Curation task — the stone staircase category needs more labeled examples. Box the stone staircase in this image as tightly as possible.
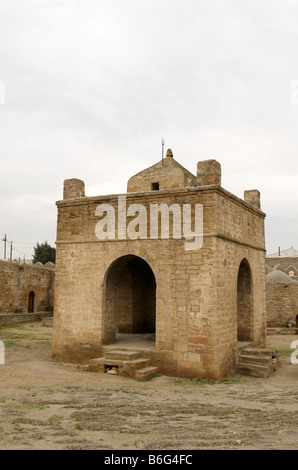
[237,347,279,378]
[82,349,158,380]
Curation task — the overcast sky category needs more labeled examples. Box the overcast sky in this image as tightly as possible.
[0,0,297,260]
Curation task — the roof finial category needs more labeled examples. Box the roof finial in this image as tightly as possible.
[161,138,165,164]
[166,148,173,158]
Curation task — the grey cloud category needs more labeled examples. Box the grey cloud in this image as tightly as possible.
[0,0,297,258]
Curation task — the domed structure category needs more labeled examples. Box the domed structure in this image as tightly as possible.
[266,270,293,282]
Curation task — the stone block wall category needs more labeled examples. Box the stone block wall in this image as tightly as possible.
[266,280,298,327]
[0,260,55,315]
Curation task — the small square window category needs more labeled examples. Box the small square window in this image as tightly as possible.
[151,182,159,190]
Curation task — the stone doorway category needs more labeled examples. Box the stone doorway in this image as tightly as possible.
[28,291,35,313]
[237,259,253,342]
[103,255,156,345]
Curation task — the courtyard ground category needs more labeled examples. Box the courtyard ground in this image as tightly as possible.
[0,321,297,450]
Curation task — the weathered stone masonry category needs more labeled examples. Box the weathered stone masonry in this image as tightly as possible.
[53,153,267,380]
[266,279,298,328]
[0,260,55,318]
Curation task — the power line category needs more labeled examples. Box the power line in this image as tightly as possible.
[1,234,34,261]
[1,235,32,244]
[1,233,54,261]
[13,248,34,256]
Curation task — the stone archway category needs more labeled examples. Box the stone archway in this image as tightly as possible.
[102,255,156,345]
[237,259,253,342]
[28,291,35,313]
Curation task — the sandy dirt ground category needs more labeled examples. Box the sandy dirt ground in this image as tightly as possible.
[0,321,297,450]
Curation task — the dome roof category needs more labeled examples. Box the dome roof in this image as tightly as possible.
[266,270,293,282]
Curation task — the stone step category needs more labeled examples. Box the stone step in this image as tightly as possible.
[134,366,159,381]
[239,354,272,365]
[122,358,150,372]
[82,349,158,380]
[105,350,142,361]
[83,356,151,374]
[237,341,253,351]
[242,347,276,357]
[88,357,113,372]
[83,357,124,372]
[237,362,271,378]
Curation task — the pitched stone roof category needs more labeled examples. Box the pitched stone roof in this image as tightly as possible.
[267,247,298,258]
[127,151,196,192]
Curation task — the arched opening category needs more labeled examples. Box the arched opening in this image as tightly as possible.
[28,291,35,313]
[103,255,156,345]
[237,259,253,342]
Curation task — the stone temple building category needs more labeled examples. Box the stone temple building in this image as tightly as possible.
[53,150,267,380]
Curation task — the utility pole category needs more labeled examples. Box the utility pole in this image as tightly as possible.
[10,241,12,261]
[3,234,7,259]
